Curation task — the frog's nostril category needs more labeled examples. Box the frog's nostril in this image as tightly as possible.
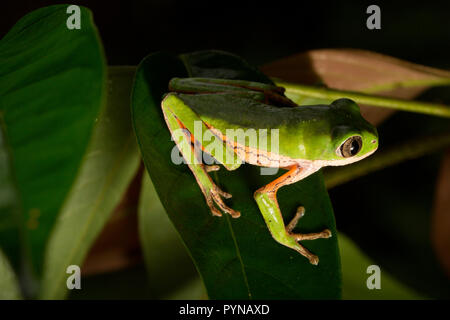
[371,139,377,144]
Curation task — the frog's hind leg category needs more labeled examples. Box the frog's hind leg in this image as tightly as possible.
[162,93,242,218]
[254,165,331,265]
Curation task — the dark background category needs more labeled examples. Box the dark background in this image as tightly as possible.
[2,0,450,69]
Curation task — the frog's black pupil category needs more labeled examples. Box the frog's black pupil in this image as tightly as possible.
[350,140,359,155]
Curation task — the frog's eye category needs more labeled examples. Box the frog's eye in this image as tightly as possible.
[337,136,362,158]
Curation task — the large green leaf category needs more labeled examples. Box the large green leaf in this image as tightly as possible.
[132,50,341,299]
[0,5,106,293]
[40,67,141,299]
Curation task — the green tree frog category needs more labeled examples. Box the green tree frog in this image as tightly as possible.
[161,77,378,265]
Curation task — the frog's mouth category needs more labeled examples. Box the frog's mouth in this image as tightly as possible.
[311,146,378,168]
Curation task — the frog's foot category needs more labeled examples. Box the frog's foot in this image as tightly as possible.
[206,184,240,218]
[286,206,332,265]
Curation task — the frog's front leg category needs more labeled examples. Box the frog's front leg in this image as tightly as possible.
[254,164,331,265]
[162,93,242,218]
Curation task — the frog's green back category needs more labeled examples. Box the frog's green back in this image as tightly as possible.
[176,93,377,162]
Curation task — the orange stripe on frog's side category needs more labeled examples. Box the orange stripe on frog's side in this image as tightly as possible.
[175,117,206,152]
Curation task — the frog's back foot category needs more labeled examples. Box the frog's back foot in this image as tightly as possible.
[286,206,332,265]
[205,184,240,218]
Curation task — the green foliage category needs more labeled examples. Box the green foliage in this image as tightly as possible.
[0,5,106,289]
[40,67,141,299]
[0,6,139,299]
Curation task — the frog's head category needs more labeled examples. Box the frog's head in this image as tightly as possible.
[319,98,378,166]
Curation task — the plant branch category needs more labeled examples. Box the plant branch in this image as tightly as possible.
[275,80,450,118]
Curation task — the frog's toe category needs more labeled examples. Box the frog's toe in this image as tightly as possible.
[309,255,319,266]
[205,165,221,172]
[289,229,332,241]
[206,196,222,217]
[323,229,332,238]
[216,188,232,199]
[288,240,319,265]
[211,187,240,218]
[286,206,305,232]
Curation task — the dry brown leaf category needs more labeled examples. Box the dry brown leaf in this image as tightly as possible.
[261,49,450,125]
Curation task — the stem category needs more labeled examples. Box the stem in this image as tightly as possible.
[323,131,450,189]
[275,80,450,118]
[363,78,450,94]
